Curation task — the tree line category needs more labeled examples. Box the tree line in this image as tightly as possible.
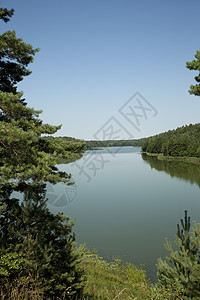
[85,138,147,149]
[142,123,200,157]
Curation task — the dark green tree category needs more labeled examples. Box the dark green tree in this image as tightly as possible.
[0,6,85,299]
[186,50,200,96]
[0,184,84,299]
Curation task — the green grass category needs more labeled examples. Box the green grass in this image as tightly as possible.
[80,250,150,300]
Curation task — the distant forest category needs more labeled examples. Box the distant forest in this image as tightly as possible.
[142,123,200,157]
[84,138,147,149]
[56,137,148,150]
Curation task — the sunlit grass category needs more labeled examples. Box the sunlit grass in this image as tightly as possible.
[81,249,150,299]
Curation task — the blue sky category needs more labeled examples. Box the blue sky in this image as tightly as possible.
[1,0,200,140]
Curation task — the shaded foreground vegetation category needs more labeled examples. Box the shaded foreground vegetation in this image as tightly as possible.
[1,204,200,299]
[0,185,85,299]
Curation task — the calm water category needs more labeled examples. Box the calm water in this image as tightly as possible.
[47,147,200,282]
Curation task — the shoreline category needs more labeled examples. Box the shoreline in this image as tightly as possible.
[142,152,200,165]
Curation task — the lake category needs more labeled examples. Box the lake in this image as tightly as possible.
[46,146,200,282]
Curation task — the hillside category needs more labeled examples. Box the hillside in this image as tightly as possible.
[142,123,200,157]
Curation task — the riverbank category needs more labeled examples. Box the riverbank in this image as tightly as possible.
[142,152,200,165]
[81,249,149,299]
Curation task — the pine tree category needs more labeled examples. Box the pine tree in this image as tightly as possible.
[0,184,85,299]
[186,50,200,96]
[0,7,39,95]
[0,90,85,190]
[0,7,85,190]
[156,211,200,299]
[0,6,85,299]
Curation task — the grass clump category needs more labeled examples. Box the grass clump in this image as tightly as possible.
[81,249,150,299]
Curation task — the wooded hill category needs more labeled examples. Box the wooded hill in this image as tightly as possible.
[142,123,200,157]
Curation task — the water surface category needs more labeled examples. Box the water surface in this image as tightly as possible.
[47,147,200,282]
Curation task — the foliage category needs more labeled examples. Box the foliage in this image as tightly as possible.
[0,12,39,94]
[0,185,85,299]
[0,4,85,190]
[81,249,149,299]
[44,136,85,164]
[0,250,23,277]
[150,283,183,300]
[156,211,200,299]
[0,91,85,189]
[0,6,85,299]
[0,8,14,23]
[186,49,200,96]
[142,123,200,158]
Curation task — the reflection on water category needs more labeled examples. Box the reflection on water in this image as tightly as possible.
[142,154,200,188]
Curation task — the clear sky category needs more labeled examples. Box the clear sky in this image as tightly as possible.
[1,0,200,140]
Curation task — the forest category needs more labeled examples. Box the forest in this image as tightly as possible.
[142,123,200,157]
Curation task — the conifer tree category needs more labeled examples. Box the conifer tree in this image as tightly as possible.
[156,211,200,299]
[0,6,85,299]
[0,7,85,190]
[0,90,84,190]
[0,7,39,95]
[186,50,200,96]
[0,185,84,299]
